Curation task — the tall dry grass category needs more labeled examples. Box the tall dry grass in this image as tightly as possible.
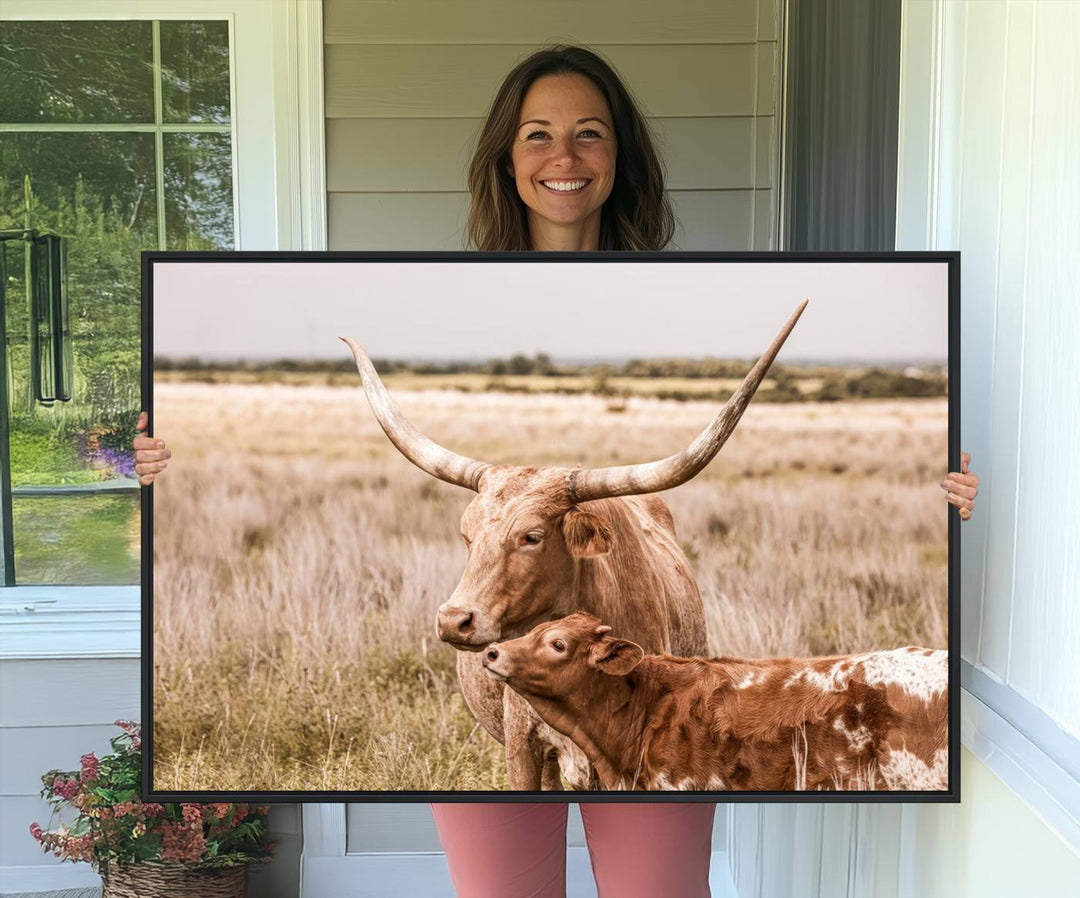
[152,382,947,791]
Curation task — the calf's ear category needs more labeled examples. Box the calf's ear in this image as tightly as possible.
[562,508,615,557]
[591,638,644,676]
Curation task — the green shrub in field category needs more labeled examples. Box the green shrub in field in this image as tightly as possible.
[814,368,946,402]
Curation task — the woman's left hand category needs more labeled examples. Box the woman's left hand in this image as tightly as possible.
[942,451,979,521]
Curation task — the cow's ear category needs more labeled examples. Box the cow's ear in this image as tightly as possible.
[591,638,644,676]
[562,508,615,557]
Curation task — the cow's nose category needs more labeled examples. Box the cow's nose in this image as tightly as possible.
[437,606,475,640]
[486,646,499,662]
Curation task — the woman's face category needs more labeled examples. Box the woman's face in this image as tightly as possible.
[509,73,617,244]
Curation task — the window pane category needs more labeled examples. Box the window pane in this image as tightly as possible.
[164,133,235,250]
[1,19,235,586]
[2,132,150,586]
[1,132,153,464]
[12,494,140,585]
[160,20,232,124]
[0,21,154,124]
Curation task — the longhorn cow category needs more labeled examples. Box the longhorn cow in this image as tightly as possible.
[342,300,806,790]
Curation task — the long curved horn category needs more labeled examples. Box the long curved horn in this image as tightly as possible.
[566,300,808,503]
[341,337,491,491]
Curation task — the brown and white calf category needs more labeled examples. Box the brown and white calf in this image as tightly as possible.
[482,613,948,791]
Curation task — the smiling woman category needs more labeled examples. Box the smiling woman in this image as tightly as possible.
[509,73,617,250]
[466,45,674,252]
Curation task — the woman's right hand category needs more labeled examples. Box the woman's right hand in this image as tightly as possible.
[133,410,171,486]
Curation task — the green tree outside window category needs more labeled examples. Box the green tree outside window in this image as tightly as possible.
[0,20,234,585]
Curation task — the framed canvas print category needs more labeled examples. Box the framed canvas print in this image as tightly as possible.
[143,251,959,803]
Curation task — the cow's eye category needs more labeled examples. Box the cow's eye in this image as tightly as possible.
[522,532,543,545]
[551,640,566,652]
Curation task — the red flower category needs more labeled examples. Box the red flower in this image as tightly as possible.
[30,822,43,842]
[181,804,202,824]
[52,778,80,801]
[160,821,206,863]
[80,753,100,782]
[112,801,137,818]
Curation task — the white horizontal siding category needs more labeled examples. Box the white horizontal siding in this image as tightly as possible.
[0,661,139,729]
[324,0,781,254]
[328,192,468,249]
[0,725,125,797]
[328,189,764,251]
[326,117,772,192]
[324,0,761,45]
[669,189,760,249]
[0,659,138,871]
[325,44,763,119]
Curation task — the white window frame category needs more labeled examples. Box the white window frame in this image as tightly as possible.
[0,0,326,660]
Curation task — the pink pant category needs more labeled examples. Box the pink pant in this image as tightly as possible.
[431,802,715,898]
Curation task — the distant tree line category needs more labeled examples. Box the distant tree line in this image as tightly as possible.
[154,353,947,401]
[154,352,802,379]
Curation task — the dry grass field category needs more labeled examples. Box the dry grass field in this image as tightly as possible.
[151,380,948,792]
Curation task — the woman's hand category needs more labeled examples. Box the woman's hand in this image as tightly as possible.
[941,451,979,521]
[133,410,171,486]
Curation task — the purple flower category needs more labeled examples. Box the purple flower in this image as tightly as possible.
[96,446,136,479]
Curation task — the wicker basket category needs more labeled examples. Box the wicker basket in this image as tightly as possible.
[100,862,247,898]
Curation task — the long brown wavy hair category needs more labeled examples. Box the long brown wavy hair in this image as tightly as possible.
[466,46,675,251]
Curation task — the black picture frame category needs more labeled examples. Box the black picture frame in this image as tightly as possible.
[142,250,960,804]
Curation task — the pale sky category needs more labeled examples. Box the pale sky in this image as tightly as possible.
[152,259,949,364]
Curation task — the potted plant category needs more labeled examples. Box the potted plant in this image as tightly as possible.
[30,720,274,897]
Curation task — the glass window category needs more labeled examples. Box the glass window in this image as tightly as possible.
[0,19,234,585]
[0,21,155,124]
[163,132,234,251]
[160,21,231,125]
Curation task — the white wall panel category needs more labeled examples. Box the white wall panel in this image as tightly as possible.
[908,0,1080,734]
[954,0,1010,675]
[1005,1,1080,730]
[346,803,444,852]
[979,0,1035,684]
